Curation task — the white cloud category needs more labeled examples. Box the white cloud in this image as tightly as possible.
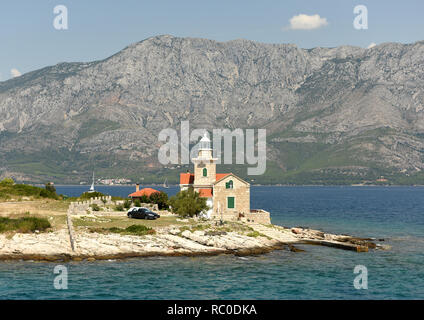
[10,68,22,78]
[287,14,328,30]
[367,42,377,49]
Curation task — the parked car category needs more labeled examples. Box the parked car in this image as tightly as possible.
[127,207,160,220]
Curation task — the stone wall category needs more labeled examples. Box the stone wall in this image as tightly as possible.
[139,203,159,211]
[211,210,271,224]
[240,210,271,224]
[68,196,113,215]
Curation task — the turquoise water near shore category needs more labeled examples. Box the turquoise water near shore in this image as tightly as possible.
[1,186,423,299]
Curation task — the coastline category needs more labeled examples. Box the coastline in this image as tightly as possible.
[0,221,387,262]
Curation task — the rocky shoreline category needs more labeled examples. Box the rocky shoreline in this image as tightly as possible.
[0,222,389,262]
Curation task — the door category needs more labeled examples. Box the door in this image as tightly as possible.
[227,197,235,209]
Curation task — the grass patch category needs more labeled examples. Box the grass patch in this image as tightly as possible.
[90,224,155,236]
[73,215,187,230]
[179,224,211,233]
[0,216,51,233]
[246,231,262,238]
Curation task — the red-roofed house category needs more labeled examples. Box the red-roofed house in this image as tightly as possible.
[178,133,263,222]
[128,185,160,199]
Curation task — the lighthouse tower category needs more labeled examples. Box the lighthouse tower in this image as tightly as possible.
[192,133,217,187]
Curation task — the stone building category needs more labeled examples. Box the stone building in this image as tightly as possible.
[179,133,270,224]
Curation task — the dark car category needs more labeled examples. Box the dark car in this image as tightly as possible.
[127,207,160,220]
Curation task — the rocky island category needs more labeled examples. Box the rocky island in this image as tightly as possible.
[0,202,388,262]
[0,180,390,262]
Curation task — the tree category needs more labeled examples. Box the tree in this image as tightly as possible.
[169,188,208,218]
[123,199,132,209]
[133,199,141,207]
[140,195,150,203]
[149,191,169,210]
[45,182,56,194]
[42,182,58,199]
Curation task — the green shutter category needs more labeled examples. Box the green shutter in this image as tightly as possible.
[227,197,235,209]
[203,168,207,177]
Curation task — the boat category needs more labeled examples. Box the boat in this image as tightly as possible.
[88,172,95,193]
[163,178,169,188]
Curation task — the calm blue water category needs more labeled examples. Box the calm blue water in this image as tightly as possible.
[1,186,423,299]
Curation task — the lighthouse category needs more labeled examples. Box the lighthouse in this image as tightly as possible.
[192,133,218,187]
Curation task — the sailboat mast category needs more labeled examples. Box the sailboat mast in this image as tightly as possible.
[89,171,95,192]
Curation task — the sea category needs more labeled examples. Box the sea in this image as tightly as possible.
[0,186,423,299]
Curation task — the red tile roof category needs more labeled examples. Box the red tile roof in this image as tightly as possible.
[215,173,231,182]
[179,172,232,185]
[180,173,194,185]
[198,188,213,198]
[129,188,160,198]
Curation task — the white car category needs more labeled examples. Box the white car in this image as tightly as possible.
[127,207,147,214]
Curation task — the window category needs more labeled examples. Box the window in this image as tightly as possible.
[226,180,233,189]
[203,168,207,177]
[227,197,235,209]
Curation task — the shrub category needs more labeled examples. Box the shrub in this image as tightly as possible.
[90,204,100,211]
[0,181,58,200]
[133,199,141,207]
[115,204,124,211]
[107,224,155,236]
[108,227,122,233]
[125,225,151,234]
[246,231,262,238]
[169,188,208,218]
[0,216,51,233]
[123,199,131,209]
[0,178,14,186]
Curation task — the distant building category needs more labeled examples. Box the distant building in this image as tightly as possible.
[179,133,270,223]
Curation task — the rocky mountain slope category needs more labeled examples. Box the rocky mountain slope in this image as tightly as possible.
[1,35,423,184]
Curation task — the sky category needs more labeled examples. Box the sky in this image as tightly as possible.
[0,0,423,81]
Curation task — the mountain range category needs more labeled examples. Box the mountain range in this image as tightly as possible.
[1,35,424,185]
